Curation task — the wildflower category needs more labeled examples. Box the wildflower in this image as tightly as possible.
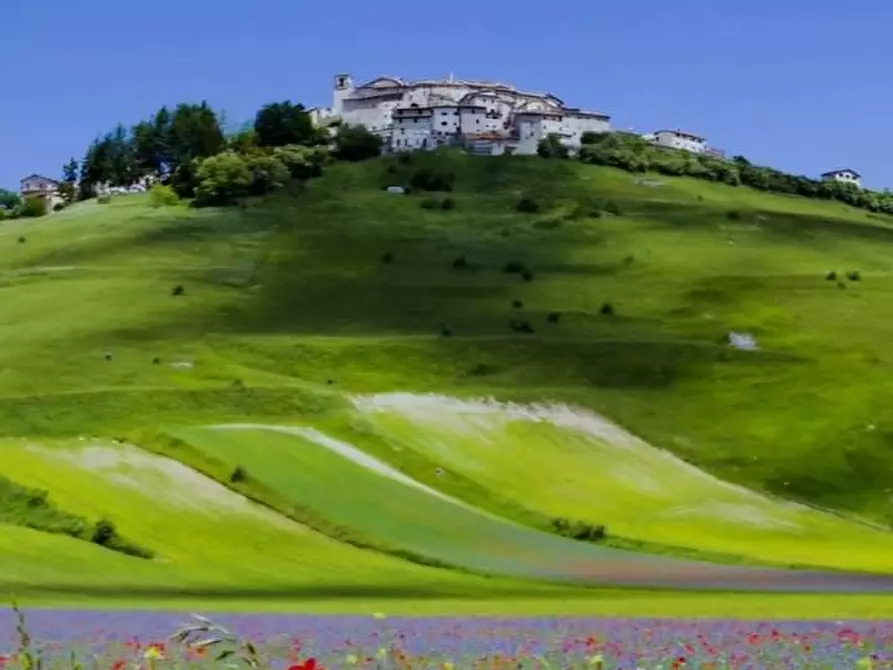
[143,645,164,661]
[372,612,387,619]
[345,654,359,665]
[112,661,126,670]
[588,653,604,668]
[0,656,7,669]
[288,660,322,670]
[442,663,455,670]
[376,647,388,660]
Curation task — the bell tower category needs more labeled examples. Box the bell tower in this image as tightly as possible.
[332,73,354,117]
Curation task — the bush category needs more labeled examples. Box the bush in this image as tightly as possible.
[452,255,468,269]
[19,197,48,218]
[848,270,862,281]
[551,518,607,542]
[381,252,394,264]
[420,198,439,210]
[516,197,540,213]
[521,269,534,282]
[194,151,253,206]
[603,200,623,216]
[52,202,66,212]
[332,124,383,162]
[600,302,615,315]
[148,184,180,208]
[229,466,248,483]
[826,271,837,281]
[91,518,118,546]
[547,311,561,324]
[537,134,569,159]
[503,261,526,274]
[272,144,328,179]
[244,153,290,195]
[440,197,455,210]
[727,209,742,221]
[440,325,453,337]
[410,167,454,192]
[509,319,534,334]
[511,299,524,309]
[97,195,112,204]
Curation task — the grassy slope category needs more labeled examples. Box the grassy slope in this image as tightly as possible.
[1,153,893,606]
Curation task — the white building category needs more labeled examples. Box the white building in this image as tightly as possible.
[821,169,861,188]
[311,73,612,155]
[653,129,707,154]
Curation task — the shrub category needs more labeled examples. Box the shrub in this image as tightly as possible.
[19,197,48,218]
[547,311,561,324]
[272,144,328,179]
[826,271,837,281]
[848,270,862,281]
[229,466,248,483]
[469,363,492,377]
[91,518,117,546]
[452,255,468,269]
[503,261,526,274]
[398,153,412,165]
[245,153,291,195]
[410,167,454,192]
[440,325,453,337]
[516,197,540,213]
[537,134,569,159]
[381,252,394,264]
[52,202,67,212]
[551,518,607,542]
[148,184,180,208]
[603,200,623,216]
[17,237,25,244]
[511,299,524,309]
[509,319,534,334]
[332,124,383,162]
[521,269,534,282]
[727,209,742,221]
[600,302,615,315]
[420,198,439,210]
[97,195,112,204]
[172,285,185,296]
[194,151,253,206]
[440,197,455,210]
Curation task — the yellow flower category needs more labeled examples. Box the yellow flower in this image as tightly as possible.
[372,612,387,619]
[143,647,164,661]
[588,654,604,668]
[345,653,359,665]
[376,647,388,660]
[443,663,455,670]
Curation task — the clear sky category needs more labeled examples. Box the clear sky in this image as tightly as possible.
[1,0,889,191]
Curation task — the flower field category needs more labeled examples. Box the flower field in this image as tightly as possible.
[1,609,891,668]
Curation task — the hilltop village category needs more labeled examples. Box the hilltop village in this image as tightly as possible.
[306,72,862,189]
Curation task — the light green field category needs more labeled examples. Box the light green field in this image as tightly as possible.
[0,152,892,611]
[346,393,893,573]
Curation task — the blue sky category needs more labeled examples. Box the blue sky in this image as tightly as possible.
[0,0,888,191]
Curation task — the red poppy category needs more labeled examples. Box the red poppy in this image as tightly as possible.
[112,661,126,670]
[0,656,7,669]
[288,659,323,670]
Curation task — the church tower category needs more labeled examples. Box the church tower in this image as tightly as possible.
[332,73,354,117]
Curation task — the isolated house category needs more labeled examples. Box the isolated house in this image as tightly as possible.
[821,169,861,188]
[20,174,64,210]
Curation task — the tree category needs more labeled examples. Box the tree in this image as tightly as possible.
[272,144,327,179]
[19,197,48,218]
[254,101,317,148]
[331,124,382,162]
[132,120,162,176]
[168,102,225,167]
[537,133,569,159]
[244,153,290,195]
[0,189,20,210]
[62,157,79,184]
[194,151,253,206]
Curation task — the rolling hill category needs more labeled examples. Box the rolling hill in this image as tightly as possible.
[3,150,893,609]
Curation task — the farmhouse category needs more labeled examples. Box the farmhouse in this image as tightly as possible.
[311,73,612,156]
[20,174,64,210]
[821,169,861,188]
[652,129,708,154]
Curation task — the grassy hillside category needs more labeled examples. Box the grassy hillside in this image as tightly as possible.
[3,150,893,607]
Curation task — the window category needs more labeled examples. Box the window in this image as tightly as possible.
[441,121,448,126]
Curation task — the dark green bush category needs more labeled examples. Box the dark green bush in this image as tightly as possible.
[600,302,615,315]
[521,269,534,282]
[19,197,48,218]
[847,270,862,281]
[826,271,837,281]
[229,466,248,483]
[452,255,468,269]
[511,299,524,309]
[420,198,439,210]
[547,311,561,324]
[440,197,455,210]
[503,261,526,274]
[410,167,454,192]
[551,517,607,542]
[516,197,540,213]
[509,319,534,334]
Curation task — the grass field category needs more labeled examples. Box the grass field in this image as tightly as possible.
[2,151,893,612]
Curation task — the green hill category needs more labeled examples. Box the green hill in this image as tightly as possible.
[3,150,893,610]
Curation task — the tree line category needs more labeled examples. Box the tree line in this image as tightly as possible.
[558,132,893,215]
[0,99,383,217]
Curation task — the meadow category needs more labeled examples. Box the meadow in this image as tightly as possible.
[2,151,893,616]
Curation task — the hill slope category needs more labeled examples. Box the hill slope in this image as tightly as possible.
[2,151,893,601]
